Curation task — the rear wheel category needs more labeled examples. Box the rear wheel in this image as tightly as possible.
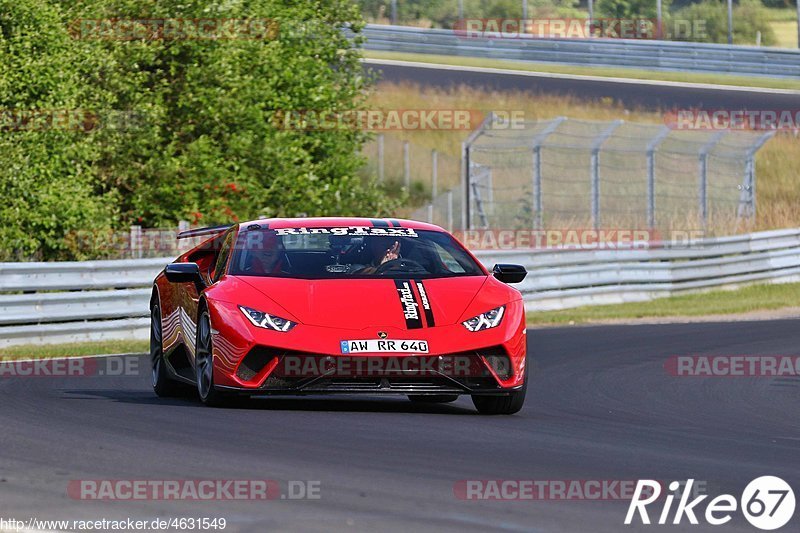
[195,309,233,407]
[151,304,182,397]
[472,360,527,415]
[408,394,459,404]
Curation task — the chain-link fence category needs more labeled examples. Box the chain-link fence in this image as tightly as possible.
[411,116,775,235]
[361,133,463,206]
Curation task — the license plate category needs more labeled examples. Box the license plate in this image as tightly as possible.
[340,339,429,354]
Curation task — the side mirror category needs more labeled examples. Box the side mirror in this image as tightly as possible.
[492,264,527,284]
[165,262,207,292]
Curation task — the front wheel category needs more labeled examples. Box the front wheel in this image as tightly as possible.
[472,360,527,415]
[151,304,183,397]
[195,309,233,407]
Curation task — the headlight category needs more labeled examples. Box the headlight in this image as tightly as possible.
[239,306,297,332]
[462,305,505,332]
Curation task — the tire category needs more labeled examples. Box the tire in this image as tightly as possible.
[471,360,527,415]
[408,394,459,404]
[195,307,233,407]
[151,303,183,397]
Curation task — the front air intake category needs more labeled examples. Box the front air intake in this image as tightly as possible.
[236,346,280,382]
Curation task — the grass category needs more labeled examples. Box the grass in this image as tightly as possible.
[367,82,800,231]
[764,7,799,22]
[364,50,800,91]
[770,21,798,48]
[0,340,148,359]
[527,282,800,325]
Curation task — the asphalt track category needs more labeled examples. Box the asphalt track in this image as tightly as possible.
[365,59,800,110]
[1,320,798,532]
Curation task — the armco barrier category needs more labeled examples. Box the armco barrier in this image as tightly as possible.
[1,228,799,346]
[473,228,800,310]
[359,24,800,78]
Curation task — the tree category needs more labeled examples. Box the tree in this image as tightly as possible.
[0,0,397,260]
[0,0,117,260]
[70,0,397,227]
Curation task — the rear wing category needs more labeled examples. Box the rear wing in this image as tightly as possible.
[177,224,232,240]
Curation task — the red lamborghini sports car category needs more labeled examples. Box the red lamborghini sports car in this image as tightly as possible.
[150,218,528,414]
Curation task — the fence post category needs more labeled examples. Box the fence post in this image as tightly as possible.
[403,141,410,189]
[698,156,707,230]
[737,131,775,224]
[431,149,438,199]
[377,134,384,182]
[738,157,755,226]
[447,190,454,232]
[530,117,566,230]
[590,120,623,230]
[698,131,725,231]
[427,203,434,223]
[532,147,542,229]
[645,126,671,229]
[176,221,190,255]
[461,141,468,230]
[462,113,495,230]
[130,225,142,259]
[486,168,494,209]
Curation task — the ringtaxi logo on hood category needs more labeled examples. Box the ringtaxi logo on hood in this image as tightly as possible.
[625,477,795,530]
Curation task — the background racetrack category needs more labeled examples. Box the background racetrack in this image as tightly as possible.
[1,320,798,532]
[366,60,800,110]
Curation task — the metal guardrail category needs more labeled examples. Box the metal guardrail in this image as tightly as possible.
[0,259,165,348]
[1,228,799,346]
[473,228,800,311]
[360,24,800,78]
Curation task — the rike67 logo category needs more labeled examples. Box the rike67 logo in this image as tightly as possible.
[626,477,795,530]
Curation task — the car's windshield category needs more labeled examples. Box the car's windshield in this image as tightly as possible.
[229,226,484,279]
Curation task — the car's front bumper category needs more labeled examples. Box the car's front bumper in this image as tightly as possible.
[206,299,527,392]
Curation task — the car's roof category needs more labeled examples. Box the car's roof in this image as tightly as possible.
[237,217,446,232]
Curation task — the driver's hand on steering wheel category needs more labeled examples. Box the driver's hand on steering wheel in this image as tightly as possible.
[380,241,400,265]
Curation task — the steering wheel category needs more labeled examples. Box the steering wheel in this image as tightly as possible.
[375,258,427,275]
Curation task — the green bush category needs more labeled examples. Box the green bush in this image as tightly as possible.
[673,0,776,45]
[0,0,398,260]
[356,0,581,28]
[597,0,672,20]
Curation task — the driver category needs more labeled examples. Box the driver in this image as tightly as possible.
[245,232,288,275]
[356,237,400,274]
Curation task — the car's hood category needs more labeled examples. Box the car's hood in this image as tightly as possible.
[232,276,491,330]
